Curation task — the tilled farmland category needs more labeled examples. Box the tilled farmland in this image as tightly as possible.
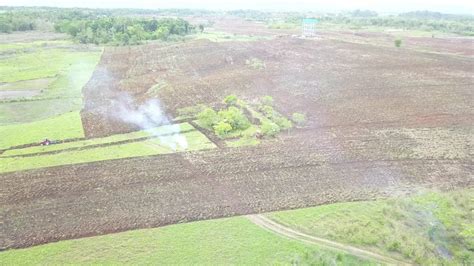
[1,27,473,249]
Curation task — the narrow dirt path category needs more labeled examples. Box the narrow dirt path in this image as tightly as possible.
[247,214,410,265]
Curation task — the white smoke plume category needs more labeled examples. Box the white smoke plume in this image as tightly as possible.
[114,93,188,151]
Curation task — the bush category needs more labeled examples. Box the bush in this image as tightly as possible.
[261,121,280,137]
[223,94,238,105]
[197,107,219,129]
[218,106,251,130]
[292,112,306,126]
[261,95,274,106]
[395,39,402,47]
[260,105,275,118]
[214,121,232,138]
[274,116,293,130]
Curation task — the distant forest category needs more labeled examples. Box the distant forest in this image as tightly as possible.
[1,7,473,41]
[0,7,195,44]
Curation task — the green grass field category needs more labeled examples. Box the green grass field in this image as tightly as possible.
[0,123,215,173]
[0,48,99,83]
[0,47,101,124]
[0,111,84,150]
[267,189,474,265]
[0,41,101,152]
[2,123,195,156]
[0,217,373,265]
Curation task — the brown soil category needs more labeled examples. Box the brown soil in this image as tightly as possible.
[1,22,473,250]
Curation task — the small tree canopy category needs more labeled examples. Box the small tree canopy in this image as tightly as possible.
[261,121,280,137]
[223,94,238,105]
[214,121,232,137]
[197,107,219,129]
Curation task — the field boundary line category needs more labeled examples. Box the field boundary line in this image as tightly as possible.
[247,214,411,265]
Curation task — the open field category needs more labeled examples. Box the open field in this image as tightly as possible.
[0,111,84,150]
[0,216,373,265]
[268,188,474,265]
[1,189,469,265]
[1,18,473,262]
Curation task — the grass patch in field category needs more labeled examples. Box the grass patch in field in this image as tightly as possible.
[0,78,54,91]
[0,111,84,150]
[194,31,272,42]
[0,40,71,53]
[2,123,195,156]
[0,49,98,83]
[0,216,373,265]
[0,98,83,124]
[0,125,215,173]
[267,189,474,265]
[225,136,260,147]
[0,45,101,124]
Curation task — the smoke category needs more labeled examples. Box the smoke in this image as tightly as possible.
[114,93,188,151]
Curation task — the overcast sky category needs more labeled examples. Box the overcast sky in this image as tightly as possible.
[3,0,474,14]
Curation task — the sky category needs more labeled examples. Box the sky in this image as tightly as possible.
[2,0,474,14]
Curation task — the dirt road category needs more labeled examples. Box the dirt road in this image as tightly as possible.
[247,214,410,265]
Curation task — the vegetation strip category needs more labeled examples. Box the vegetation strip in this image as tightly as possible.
[1,129,196,158]
[247,214,409,265]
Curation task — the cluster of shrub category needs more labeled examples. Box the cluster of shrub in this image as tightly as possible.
[197,95,251,138]
[54,17,193,45]
[193,95,306,140]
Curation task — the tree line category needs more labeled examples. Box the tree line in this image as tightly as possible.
[54,17,193,45]
[0,7,197,44]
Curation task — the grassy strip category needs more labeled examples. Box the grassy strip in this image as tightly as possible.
[2,123,195,157]
[267,189,474,265]
[0,129,215,173]
[0,112,84,150]
[0,217,373,265]
[225,137,260,147]
[194,31,272,42]
[0,40,71,53]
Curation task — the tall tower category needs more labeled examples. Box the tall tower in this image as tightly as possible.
[302,18,318,37]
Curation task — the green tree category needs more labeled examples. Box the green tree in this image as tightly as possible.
[153,26,170,40]
[223,94,238,105]
[214,121,232,138]
[198,24,205,33]
[274,116,292,130]
[261,121,280,137]
[218,106,250,130]
[197,107,219,129]
[260,105,275,118]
